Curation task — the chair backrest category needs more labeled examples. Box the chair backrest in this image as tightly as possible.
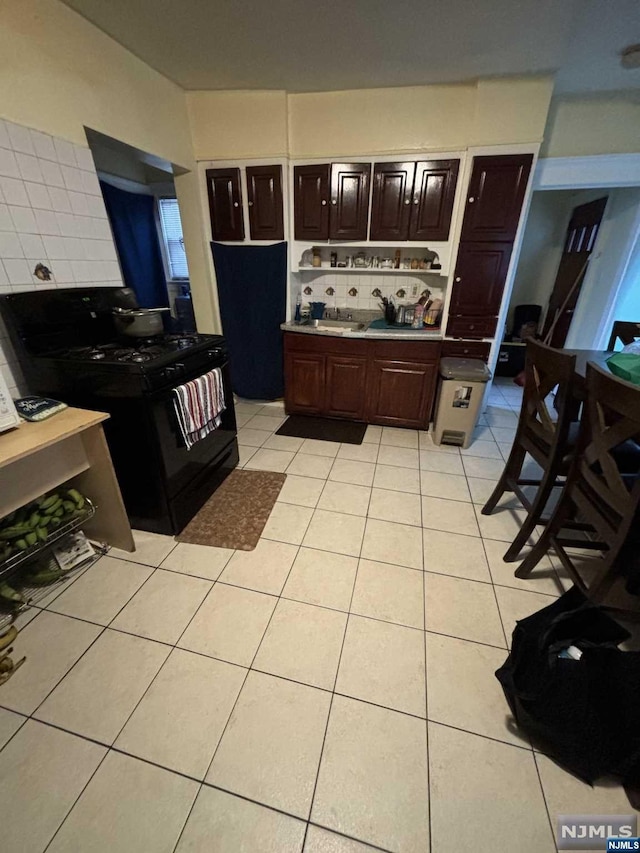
[607,321,640,352]
[572,363,640,545]
[518,339,577,462]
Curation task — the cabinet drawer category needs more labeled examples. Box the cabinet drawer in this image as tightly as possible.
[369,339,441,362]
[446,316,497,339]
[441,340,491,361]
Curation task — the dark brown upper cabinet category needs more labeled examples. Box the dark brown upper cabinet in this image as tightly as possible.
[408,159,459,241]
[205,167,244,241]
[369,159,459,242]
[329,163,371,241]
[246,165,284,241]
[448,241,513,319]
[369,162,415,241]
[461,154,533,242]
[294,164,330,241]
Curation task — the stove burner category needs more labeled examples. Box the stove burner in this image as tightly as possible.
[60,333,208,366]
[164,334,199,349]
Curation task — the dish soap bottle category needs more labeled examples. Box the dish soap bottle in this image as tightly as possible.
[294,293,302,323]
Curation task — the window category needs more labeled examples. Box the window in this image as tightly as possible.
[158,197,189,279]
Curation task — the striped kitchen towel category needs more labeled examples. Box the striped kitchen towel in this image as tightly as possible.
[173,368,226,450]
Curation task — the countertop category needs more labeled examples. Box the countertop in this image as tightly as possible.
[281,321,443,341]
[0,407,109,469]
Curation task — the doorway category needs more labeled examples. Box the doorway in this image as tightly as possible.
[506,186,640,352]
[85,129,196,332]
[542,196,607,348]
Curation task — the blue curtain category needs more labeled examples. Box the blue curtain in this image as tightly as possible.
[211,241,286,400]
[100,181,168,308]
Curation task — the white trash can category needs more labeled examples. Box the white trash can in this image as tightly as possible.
[432,357,492,449]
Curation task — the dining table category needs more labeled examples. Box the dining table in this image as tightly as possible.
[564,349,614,399]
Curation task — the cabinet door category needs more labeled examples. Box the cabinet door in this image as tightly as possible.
[246,165,284,241]
[461,154,533,242]
[294,164,330,241]
[329,163,371,241]
[284,352,325,415]
[369,162,415,241]
[408,159,460,241]
[448,241,512,319]
[325,355,368,420]
[367,359,437,429]
[205,168,244,241]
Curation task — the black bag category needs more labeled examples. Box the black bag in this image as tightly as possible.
[496,587,640,785]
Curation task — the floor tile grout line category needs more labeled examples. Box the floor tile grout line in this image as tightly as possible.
[185,466,316,796]
[300,467,372,851]
[28,557,179,730]
[532,748,560,852]
[420,454,433,853]
[197,523,312,798]
[307,820,395,853]
[42,738,113,853]
[169,781,202,853]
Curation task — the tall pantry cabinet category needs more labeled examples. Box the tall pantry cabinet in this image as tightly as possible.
[446,154,533,339]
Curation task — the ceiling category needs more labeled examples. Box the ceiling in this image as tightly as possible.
[61,0,640,95]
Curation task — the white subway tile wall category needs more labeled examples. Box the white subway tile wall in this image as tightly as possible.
[290,271,445,315]
[0,118,123,395]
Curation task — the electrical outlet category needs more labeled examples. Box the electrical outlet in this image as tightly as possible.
[411,284,418,297]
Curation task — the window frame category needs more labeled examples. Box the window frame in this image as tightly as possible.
[157,196,189,282]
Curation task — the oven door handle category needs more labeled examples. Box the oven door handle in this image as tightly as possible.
[147,359,230,400]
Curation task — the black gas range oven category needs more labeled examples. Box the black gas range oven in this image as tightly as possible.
[0,288,239,535]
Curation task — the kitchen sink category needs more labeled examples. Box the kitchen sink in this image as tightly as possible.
[309,319,368,332]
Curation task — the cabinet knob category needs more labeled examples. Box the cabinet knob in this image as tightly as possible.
[469,324,475,330]
[413,198,419,205]
[331,200,337,205]
[233,202,239,208]
[468,196,475,203]
[321,200,327,206]
[248,201,253,207]
[455,276,461,282]
[404,199,411,205]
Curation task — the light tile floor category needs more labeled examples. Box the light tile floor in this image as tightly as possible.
[0,380,633,852]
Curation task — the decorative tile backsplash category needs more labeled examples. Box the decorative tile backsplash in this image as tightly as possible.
[0,118,123,395]
[290,271,445,316]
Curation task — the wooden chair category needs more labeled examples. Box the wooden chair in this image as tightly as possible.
[608,321,640,352]
[482,340,577,561]
[515,363,640,609]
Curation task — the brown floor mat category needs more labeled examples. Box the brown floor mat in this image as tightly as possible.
[177,469,286,551]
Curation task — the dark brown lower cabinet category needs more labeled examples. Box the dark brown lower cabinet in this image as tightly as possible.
[284,333,441,429]
[325,355,368,420]
[283,350,325,414]
[367,360,437,429]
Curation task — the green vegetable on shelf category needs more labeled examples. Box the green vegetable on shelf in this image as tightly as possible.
[0,582,23,604]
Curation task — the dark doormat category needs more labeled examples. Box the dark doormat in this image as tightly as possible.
[177,469,286,551]
[276,415,366,444]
